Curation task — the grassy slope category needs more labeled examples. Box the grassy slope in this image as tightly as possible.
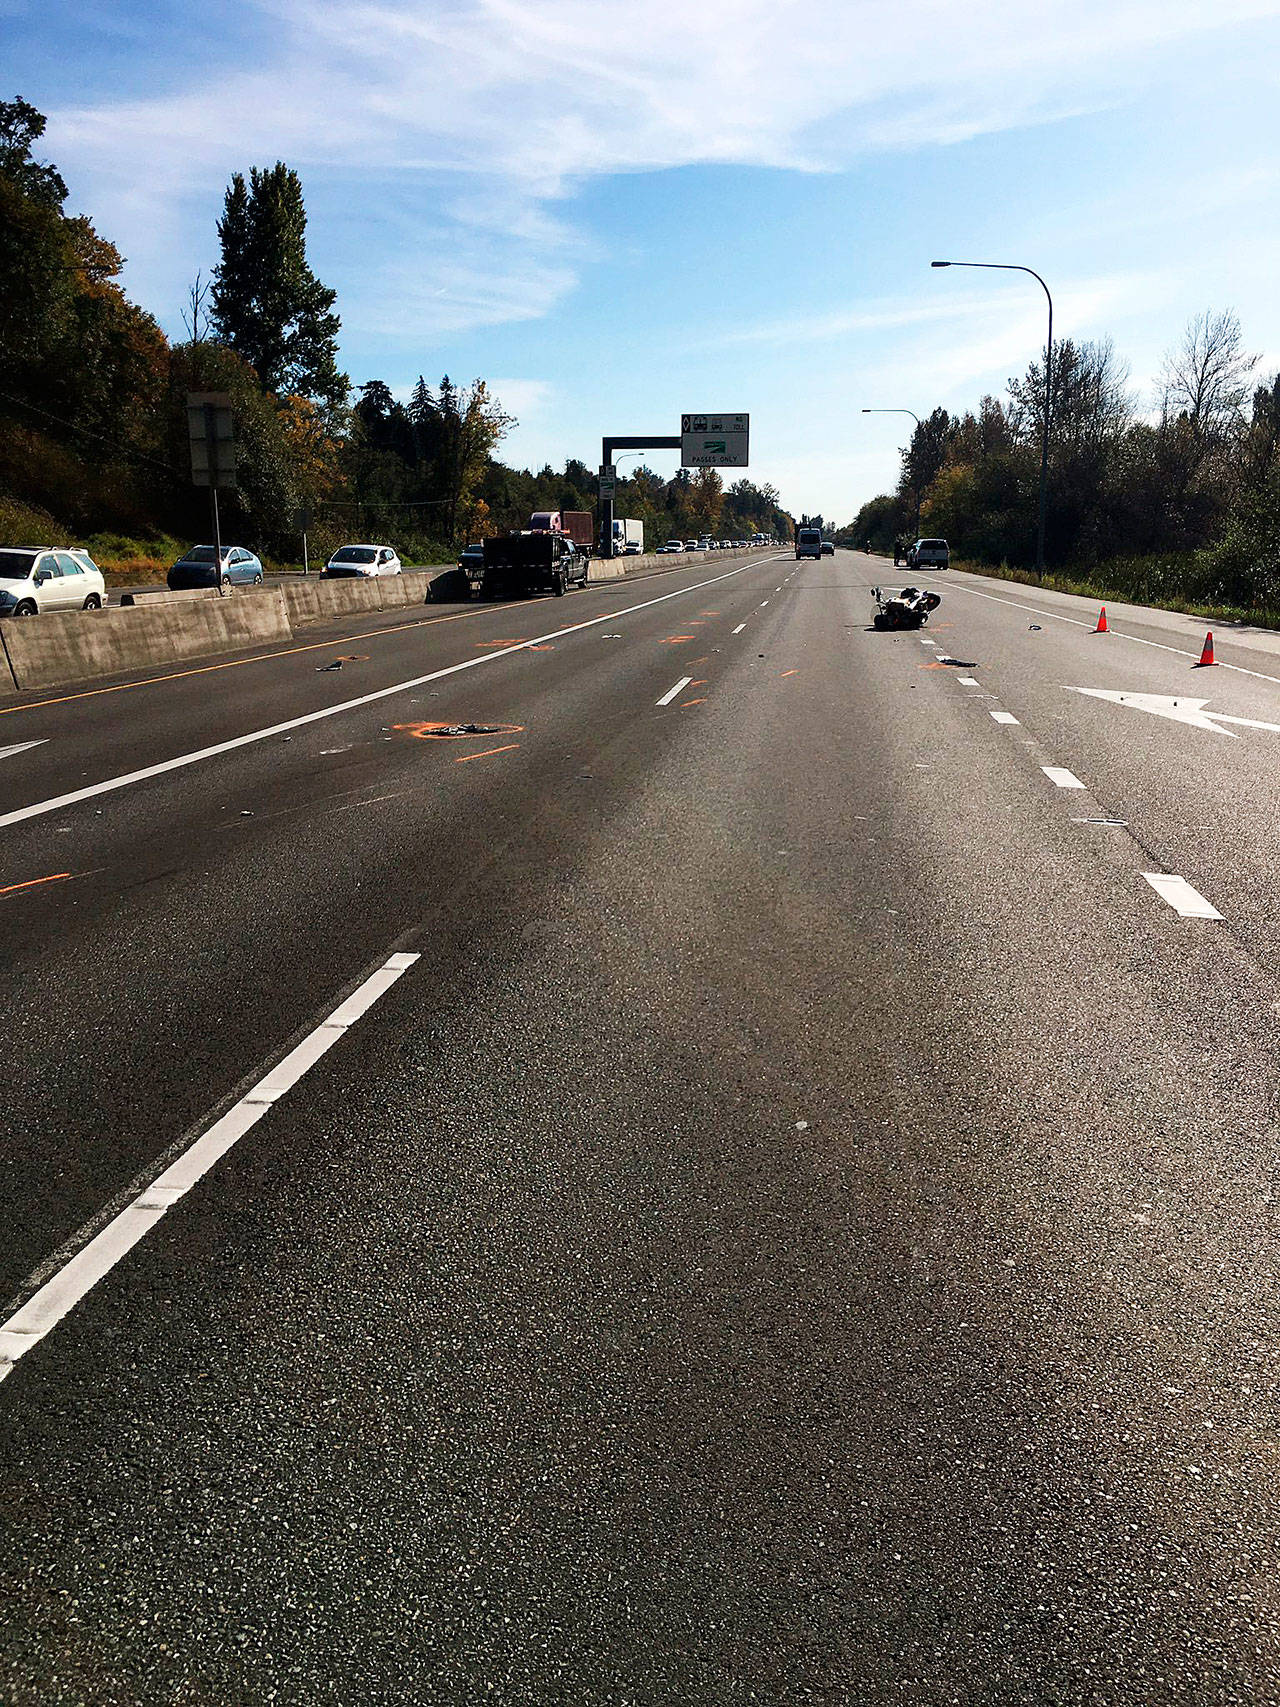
[953,557,1280,632]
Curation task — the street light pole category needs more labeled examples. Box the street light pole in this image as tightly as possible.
[861,407,923,539]
[931,259,1053,579]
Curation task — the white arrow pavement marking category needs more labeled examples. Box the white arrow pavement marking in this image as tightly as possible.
[1068,687,1280,739]
[0,741,47,761]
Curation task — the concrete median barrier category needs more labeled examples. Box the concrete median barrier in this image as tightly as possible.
[280,577,385,626]
[587,556,628,582]
[422,567,470,602]
[0,589,292,691]
[117,587,223,607]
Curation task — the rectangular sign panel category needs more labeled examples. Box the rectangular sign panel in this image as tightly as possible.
[187,392,238,489]
[681,412,749,468]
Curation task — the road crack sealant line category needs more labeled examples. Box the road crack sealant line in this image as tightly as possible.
[0,557,787,833]
[0,950,421,1387]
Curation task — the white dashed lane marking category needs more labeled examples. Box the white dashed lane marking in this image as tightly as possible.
[1142,874,1224,920]
[732,624,746,635]
[656,676,693,707]
[990,711,1020,725]
[0,741,48,761]
[956,676,979,685]
[1042,766,1085,789]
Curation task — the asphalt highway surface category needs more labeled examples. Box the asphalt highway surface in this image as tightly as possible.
[4,548,1280,1702]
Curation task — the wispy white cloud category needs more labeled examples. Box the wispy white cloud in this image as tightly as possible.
[41,0,1280,338]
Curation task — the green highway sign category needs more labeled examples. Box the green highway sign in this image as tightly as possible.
[681,412,748,468]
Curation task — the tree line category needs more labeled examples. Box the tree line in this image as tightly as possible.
[0,97,792,564]
[840,312,1280,611]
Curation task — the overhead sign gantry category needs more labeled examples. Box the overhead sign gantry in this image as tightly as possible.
[598,413,749,556]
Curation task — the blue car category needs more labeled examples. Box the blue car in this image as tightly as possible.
[168,545,264,590]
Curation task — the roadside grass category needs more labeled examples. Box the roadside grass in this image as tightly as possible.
[954,554,1280,633]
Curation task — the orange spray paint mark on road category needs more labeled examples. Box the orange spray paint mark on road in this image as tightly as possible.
[0,872,74,899]
[663,636,694,644]
[475,638,527,649]
[393,721,524,741]
[680,699,707,708]
[526,644,554,652]
[779,670,798,678]
[455,744,520,764]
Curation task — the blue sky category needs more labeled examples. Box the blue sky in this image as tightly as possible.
[7,0,1280,522]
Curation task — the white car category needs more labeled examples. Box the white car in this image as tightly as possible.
[322,543,402,578]
[0,546,107,617]
[660,539,685,554]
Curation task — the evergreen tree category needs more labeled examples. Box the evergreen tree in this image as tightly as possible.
[211,162,348,407]
[0,97,67,208]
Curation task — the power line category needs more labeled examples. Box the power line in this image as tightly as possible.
[0,388,183,478]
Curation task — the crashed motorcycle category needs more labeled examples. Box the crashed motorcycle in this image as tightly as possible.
[871,584,942,631]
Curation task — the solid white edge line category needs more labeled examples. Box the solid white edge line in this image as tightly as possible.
[1042,766,1085,789]
[1,559,785,832]
[1141,873,1224,920]
[656,676,693,707]
[0,951,421,1382]
[990,710,1021,725]
[941,577,1280,686]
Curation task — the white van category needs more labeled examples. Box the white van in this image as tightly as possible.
[796,527,822,560]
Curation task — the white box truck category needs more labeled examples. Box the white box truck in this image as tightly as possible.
[602,518,644,557]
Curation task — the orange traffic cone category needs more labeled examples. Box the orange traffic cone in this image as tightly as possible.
[1093,605,1108,633]
[1194,630,1215,667]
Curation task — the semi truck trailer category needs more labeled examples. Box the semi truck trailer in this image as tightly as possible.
[528,510,593,551]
